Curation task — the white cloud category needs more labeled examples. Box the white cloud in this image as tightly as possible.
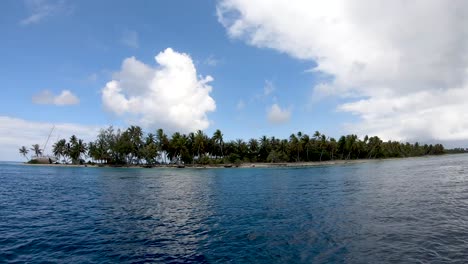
[121,29,139,49]
[267,103,291,124]
[20,0,71,25]
[204,55,220,66]
[217,0,468,142]
[0,116,100,161]
[102,48,216,133]
[253,80,275,102]
[339,88,468,142]
[32,90,80,106]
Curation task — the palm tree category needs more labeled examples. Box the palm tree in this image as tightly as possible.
[156,128,169,164]
[328,138,337,160]
[31,144,42,157]
[301,134,311,161]
[169,132,188,163]
[127,125,143,164]
[67,135,87,164]
[142,133,158,165]
[194,130,206,161]
[259,135,270,162]
[52,139,66,163]
[19,146,29,161]
[248,138,259,161]
[76,139,88,163]
[289,133,300,162]
[313,131,321,141]
[187,132,196,163]
[235,139,248,160]
[319,134,327,161]
[345,134,358,160]
[212,129,224,158]
[278,139,289,160]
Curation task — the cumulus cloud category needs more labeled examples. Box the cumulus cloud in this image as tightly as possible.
[32,89,80,105]
[20,0,71,25]
[267,103,291,124]
[217,0,468,142]
[121,29,139,49]
[102,48,216,133]
[0,116,100,161]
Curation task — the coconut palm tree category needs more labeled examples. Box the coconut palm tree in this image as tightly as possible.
[156,128,169,164]
[289,133,300,162]
[328,138,337,160]
[142,133,158,165]
[235,139,248,160]
[259,135,270,162]
[19,146,29,161]
[301,134,311,161]
[67,136,87,164]
[127,125,143,164]
[194,130,206,161]
[31,144,42,157]
[248,138,259,161]
[319,134,327,161]
[76,139,88,163]
[52,139,66,163]
[212,129,224,158]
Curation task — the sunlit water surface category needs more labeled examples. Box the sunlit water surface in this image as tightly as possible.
[2,155,468,263]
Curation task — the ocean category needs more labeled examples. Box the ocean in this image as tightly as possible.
[1,155,468,263]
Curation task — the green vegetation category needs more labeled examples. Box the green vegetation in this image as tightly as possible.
[445,148,468,154]
[19,146,29,161]
[51,135,88,164]
[31,144,42,157]
[37,126,447,166]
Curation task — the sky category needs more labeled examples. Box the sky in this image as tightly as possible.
[1,0,468,161]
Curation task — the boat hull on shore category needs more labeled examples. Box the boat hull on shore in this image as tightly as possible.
[30,156,57,164]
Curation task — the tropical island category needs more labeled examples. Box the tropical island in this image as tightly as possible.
[19,125,457,168]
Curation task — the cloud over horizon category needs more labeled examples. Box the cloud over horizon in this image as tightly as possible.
[102,48,216,133]
[32,89,80,106]
[21,0,71,25]
[217,0,468,142]
[267,103,291,124]
[0,116,100,161]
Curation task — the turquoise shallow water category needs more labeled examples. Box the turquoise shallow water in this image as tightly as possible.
[1,155,468,263]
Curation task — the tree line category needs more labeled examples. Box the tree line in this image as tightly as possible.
[20,125,446,165]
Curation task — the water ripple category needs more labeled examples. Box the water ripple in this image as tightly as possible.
[2,155,468,263]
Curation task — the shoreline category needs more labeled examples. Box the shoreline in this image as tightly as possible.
[20,158,393,169]
[20,154,456,169]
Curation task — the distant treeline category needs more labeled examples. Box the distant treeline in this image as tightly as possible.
[21,126,448,165]
[445,148,468,154]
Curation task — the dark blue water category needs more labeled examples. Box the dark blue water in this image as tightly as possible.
[1,155,468,263]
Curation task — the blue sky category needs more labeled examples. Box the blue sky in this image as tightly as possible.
[2,0,468,160]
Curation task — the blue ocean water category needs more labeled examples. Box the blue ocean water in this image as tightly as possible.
[1,155,468,263]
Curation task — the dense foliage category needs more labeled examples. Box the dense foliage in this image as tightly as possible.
[445,148,468,154]
[40,126,446,165]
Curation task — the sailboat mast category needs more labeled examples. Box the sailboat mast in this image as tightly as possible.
[43,126,55,154]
